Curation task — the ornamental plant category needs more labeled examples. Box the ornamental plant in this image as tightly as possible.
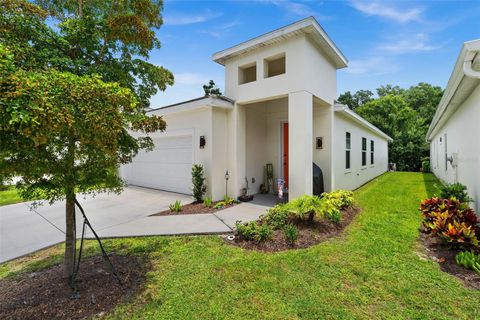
[456,251,480,273]
[191,164,207,202]
[439,183,473,203]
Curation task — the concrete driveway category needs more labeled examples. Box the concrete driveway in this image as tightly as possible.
[0,187,192,263]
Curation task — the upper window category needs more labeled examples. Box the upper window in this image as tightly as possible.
[370,140,374,165]
[238,62,256,84]
[264,53,286,78]
[345,132,351,170]
[362,137,367,166]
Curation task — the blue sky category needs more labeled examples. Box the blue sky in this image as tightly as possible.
[149,0,480,107]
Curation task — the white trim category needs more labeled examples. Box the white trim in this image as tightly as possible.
[149,96,234,116]
[212,17,348,69]
[334,104,393,142]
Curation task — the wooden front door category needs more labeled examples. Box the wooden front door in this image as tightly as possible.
[283,122,289,187]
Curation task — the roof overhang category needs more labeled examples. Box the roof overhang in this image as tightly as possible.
[148,95,234,115]
[334,104,393,142]
[212,16,348,69]
[427,39,480,141]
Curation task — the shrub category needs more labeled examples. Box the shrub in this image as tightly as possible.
[456,251,480,273]
[439,183,473,203]
[261,204,290,229]
[321,190,354,209]
[420,197,478,247]
[214,201,226,209]
[223,195,235,205]
[203,197,213,208]
[283,224,298,245]
[191,164,207,202]
[235,221,272,242]
[169,200,182,213]
[285,195,324,222]
[421,157,431,173]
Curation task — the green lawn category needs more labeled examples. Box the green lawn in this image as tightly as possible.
[0,186,23,206]
[2,172,480,319]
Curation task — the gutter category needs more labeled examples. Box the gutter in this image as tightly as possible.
[426,39,480,141]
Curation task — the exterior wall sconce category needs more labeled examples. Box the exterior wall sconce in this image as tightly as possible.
[316,137,323,149]
[200,135,206,149]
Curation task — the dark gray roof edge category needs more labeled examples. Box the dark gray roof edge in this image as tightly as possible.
[147,95,234,113]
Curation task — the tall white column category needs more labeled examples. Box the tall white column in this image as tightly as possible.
[288,91,313,199]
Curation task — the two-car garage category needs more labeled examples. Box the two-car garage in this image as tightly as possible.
[121,134,193,195]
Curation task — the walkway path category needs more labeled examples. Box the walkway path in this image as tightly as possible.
[0,188,271,263]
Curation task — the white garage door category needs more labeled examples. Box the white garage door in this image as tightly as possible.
[123,135,193,194]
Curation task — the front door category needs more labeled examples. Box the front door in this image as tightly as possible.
[283,122,289,188]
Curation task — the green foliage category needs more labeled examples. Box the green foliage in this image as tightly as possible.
[234,221,272,242]
[203,80,222,96]
[344,83,443,171]
[439,183,473,203]
[169,200,182,213]
[420,197,478,247]
[191,164,207,202]
[285,195,324,221]
[261,204,290,230]
[456,251,480,273]
[283,224,298,245]
[321,190,354,209]
[203,197,213,208]
[422,157,431,173]
[223,195,235,205]
[337,89,374,110]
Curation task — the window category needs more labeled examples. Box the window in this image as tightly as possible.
[264,53,286,78]
[345,132,351,170]
[370,140,374,165]
[362,137,367,166]
[444,133,448,171]
[238,62,256,84]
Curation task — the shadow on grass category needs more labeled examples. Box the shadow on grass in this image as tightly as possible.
[422,173,441,198]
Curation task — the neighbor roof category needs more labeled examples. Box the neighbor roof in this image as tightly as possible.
[427,39,480,141]
[148,95,234,115]
[212,17,348,69]
[334,104,393,142]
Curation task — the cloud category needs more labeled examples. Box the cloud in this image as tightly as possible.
[350,1,423,23]
[377,33,443,54]
[199,20,241,38]
[174,73,210,85]
[345,57,399,75]
[164,10,222,26]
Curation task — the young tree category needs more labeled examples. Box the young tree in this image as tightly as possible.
[191,165,207,202]
[203,80,222,96]
[0,46,165,280]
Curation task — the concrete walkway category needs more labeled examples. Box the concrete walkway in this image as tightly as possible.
[0,188,271,263]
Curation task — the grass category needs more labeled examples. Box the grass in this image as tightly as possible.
[0,186,24,206]
[2,172,480,319]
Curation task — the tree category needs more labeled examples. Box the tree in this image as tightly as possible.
[0,0,173,281]
[402,82,443,125]
[0,46,165,280]
[203,80,222,96]
[376,84,404,98]
[337,90,373,110]
[191,165,207,202]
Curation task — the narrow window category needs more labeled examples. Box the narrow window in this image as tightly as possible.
[444,133,448,171]
[264,53,286,78]
[362,137,367,166]
[238,62,256,84]
[345,132,351,170]
[370,140,374,165]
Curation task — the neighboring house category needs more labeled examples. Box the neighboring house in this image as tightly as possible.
[121,17,392,200]
[427,39,480,211]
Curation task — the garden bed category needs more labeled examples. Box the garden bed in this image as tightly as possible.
[420,230,480,290]
[229,206,360,252]
[0,254,150,320]
[151,200,237,216]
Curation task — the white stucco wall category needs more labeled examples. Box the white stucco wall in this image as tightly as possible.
[333,113,389,190]
[224,34,337,106]
[430,84,480,211]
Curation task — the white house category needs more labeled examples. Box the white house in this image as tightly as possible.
[427,39,480,211]
[121,17,392,200]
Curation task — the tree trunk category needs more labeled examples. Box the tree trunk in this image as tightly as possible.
[64,192,76,280]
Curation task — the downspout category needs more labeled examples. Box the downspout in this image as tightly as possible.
[463,49,480,79]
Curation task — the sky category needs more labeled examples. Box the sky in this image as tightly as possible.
[149,0,480,107]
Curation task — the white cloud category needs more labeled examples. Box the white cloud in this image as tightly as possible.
[174,73,210,85]
[164,10,222,26]
[377,33,443,54]
[254,0,331,20]
[345,57,399,75]
[350,1,423,23]
[199,20,241,38]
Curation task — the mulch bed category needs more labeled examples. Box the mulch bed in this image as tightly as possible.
[151,201,236,216]
[228,206,361,252]
[419,231,480,290]
[0,254,150,320]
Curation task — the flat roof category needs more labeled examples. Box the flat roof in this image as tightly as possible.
[147,95,234,113]
[212,17,348,69]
